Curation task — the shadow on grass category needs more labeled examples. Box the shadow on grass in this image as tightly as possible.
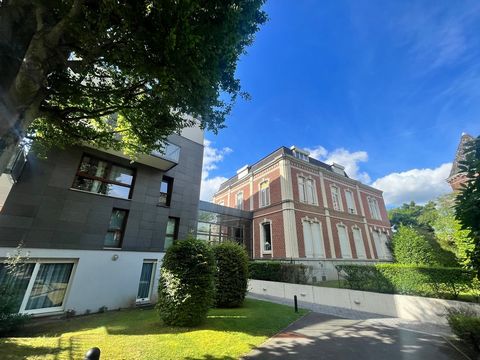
[0,339,61,359]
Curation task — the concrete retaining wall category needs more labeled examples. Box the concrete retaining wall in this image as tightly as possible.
[249,279,480,325]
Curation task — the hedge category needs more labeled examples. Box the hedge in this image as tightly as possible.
[213,242,249,308]
[336,263,475,299]
[157,238,216,326]
[249,261,308,284]
[447,308,480,351]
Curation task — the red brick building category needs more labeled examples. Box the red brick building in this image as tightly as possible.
[213,146,392,263]
[447,133,475,191]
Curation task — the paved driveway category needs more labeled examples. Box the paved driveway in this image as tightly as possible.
[243,312,469,360]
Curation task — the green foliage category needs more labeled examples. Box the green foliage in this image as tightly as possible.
[447,308,480,351]
[336,264,475,300]
[391,225,437,265]
[434,194,474,267]
[3,1,267,159]
[249,261,309,284]
[0,287,30,337]
[455,136,480,278]
[157,238,215,327]
[213,242,249,308]
[388,201,437,231]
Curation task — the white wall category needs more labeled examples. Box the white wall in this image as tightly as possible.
[249,279,480,325]
[0,247,164,315]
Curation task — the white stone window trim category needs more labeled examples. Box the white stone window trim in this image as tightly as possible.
[260,218,273,255]
[367,196,382,220]
[336,222,352,259]
[344,189,357,215]
[301,216,326,258]
[297,173,318,205]
[330,184,344,212]
[258,178,271,208]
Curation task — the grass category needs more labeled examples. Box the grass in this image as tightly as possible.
[0,298,307,360]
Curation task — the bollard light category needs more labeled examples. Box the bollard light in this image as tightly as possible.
[84,347,101,360]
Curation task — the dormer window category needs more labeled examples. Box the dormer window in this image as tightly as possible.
[290,146,310,162]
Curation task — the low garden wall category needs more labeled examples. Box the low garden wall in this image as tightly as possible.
[248,279,480,325]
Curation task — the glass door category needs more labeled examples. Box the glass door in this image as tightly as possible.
[137,261,156,303]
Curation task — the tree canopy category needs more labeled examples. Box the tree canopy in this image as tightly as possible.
[455,135,480,277]
[0,0,267,169]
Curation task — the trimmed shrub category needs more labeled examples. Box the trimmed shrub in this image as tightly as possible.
[336,264,474,299]
[391,225,437,265]
[157,238,215,327]
[447,308,480,352]
[213,242,249,308]
[249,261,309,284]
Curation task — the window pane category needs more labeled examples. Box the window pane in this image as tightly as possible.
[104,231,122,247]
[197,222,210,233]
[109,210,127,230]
[166,218,177,236]
[104,184,131,199]
[137,262,154,300]
[263,223,271,251]
[0,263,35,312]
[164,236,174,250]
[210,224,220,235]
[108,165,134,185]
[160,180,169,194]
[26,263,74,310]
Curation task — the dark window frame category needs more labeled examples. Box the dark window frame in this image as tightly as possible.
[72,153,136,199]
[104,208,129,249]
[159,176,174,206]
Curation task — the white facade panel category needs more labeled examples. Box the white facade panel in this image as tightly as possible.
[0,247,164,315]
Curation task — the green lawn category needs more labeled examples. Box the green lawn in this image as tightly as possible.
[0,299,307,360]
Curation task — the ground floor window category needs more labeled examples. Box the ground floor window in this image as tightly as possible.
[261,222,272,253]
[0,261,74,314]
[136,261,156,303]
[302,219,325,258]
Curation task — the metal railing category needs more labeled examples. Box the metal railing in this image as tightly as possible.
[151,141,181,163]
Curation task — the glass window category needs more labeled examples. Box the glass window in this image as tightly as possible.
[298,176,305,202]
[104,209,128,248]
[331,185,342,211]
[352,227,366,259]
[372,230,384,258]
[236,192,243,210]
[159,176,174,206]
[262,222,272,252]
[259,180,270,207]
[165,217,179,250]
[306,179,315,204]
[368,197,382,220]
[137,261,155,302]
[0,263,35,312]
[345,190,356,214]
[26,263,74,310]
[337,224,351,258]
[73,155,134,199]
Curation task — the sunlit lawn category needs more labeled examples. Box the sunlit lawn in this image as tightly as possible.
[0,298,307,360]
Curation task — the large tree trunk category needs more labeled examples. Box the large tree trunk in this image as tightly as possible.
[0,0,82,174]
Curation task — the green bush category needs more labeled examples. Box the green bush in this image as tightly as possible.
[157,238,216,326]
[336,264,474,299]
[213,242,249,308]
[0,287,30,337]
[391,225,437,265]
[249,261,309,284]
[447,308,480,352]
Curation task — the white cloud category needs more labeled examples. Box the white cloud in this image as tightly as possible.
[306,145,371,183]
[200,140,232,201]
[372,163,452,207]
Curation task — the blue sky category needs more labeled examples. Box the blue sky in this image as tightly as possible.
[201,0,480,206]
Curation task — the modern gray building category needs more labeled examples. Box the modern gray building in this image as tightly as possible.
[0,126,204,316]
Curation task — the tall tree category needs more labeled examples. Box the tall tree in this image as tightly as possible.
[455,136,480,277]
[0,0,267,170]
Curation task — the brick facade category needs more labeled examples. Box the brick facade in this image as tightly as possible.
[213,146,392,261]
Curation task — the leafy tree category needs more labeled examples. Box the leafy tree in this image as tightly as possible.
[391,225,437,266]
[388,201,437,232]
[0,0,267,171]
[434,194,473,267]
[455,135,480,278]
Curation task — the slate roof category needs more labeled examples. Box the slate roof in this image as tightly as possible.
[449,133,474,178]
[217,146,346,192]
